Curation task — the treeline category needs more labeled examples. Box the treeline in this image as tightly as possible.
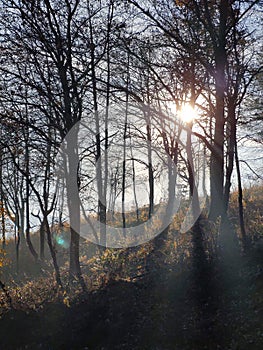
[0,0,262,288]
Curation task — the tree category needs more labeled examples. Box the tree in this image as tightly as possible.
[125,0,262,221]
[1,0,88,285]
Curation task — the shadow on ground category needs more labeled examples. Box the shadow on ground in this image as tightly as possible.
[0,234,262,350]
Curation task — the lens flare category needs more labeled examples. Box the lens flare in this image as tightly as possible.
[180,104,196,123]
[55,234,70,249]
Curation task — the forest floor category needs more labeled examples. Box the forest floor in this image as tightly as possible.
[0,229,262,350]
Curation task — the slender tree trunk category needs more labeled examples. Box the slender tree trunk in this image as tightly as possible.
[20,200,25,245]
[187,62,200,220]
[186,123,200,219]
[67,133,86,290]
[122,120,128,231]
[0,151,6,248]
[122,52,130,233]
[102,2,113,236]
[145,57,154,219]
[202,145,208,199]
[15,212,20,274]
[31,211,46,260]
[25,129,38,261]
[40,220,45,260]
[59,178,65,227]
[235,139,249,249]
[224,97,236,213]
[89,20,106,248]
[44,215,62,287]
[110,165,119,220]
[130,142,139,221]
[147,122,154,219]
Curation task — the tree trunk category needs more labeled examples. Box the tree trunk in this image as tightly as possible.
[44,215,62,287]
[66,134,86,290]
[89,22,106,247]
[0,148,6,248]
[122,122,127,232]
[121,51,130,234]
[15,212,20,274]
[147,122,154,219]
[130,145,139,221]
[224,97,236,213]
[39,220,45,260]
[25,133,38,261]
[235,139,249,250]
[186,123,201,219]
[209,1,227,220]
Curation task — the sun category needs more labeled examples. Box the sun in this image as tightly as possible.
[179,104,196,123]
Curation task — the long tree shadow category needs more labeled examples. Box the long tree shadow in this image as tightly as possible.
[0,217,261,350]
[188,217,228,349]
